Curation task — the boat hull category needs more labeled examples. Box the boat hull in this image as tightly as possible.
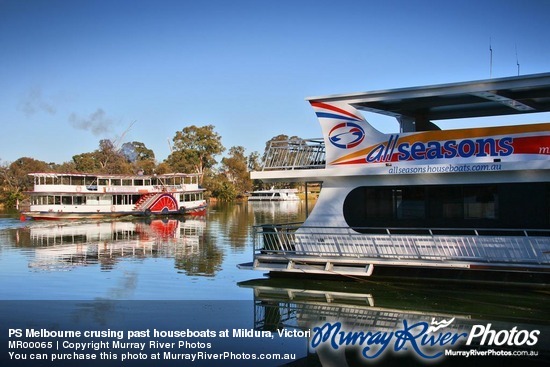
[21,204,208,221]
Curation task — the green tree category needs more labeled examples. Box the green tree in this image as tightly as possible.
[221,146,252,197]
[52,161,77,173]
[206,174,237,201]
[120,141,156,174]
[247,151,263,191]
[166,125,225,182]
[96,139,133,173]
[72,139,133,174]
[72,152,102,173]
[247,151,261,171]
[0,157,51,209]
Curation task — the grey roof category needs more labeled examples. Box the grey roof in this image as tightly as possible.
[307,73,550,131]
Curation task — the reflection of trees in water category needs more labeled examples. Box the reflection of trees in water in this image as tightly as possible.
[173,231,223,276]
[207,201,251,250]
[207,200,315,251]
[2,200,316,276]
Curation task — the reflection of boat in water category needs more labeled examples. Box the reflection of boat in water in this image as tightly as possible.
[240,278,550,366]
[242,73,550,283]
[21,172,207,220]
[16,219,206,270]
[249,200,301,216]
[248,188,300,201]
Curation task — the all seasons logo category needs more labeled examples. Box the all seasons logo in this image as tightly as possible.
[363,135,514,163]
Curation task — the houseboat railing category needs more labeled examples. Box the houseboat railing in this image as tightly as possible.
[253,224,550,266]
[262,139,325,170]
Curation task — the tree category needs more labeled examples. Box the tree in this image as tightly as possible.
[247,151,263,191]
[204,174,237,201]
[72,139,133,174]
[0,157,51,209]
[165,125,225,181]
[221,146,252,197]
[72,152,102,173]
[247,151,261,171]
[96,139,132,173]
[121,141,155,162]
[120,141,156,174]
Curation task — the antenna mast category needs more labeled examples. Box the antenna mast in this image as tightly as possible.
[515,44,520,76]
[489,38,493,78]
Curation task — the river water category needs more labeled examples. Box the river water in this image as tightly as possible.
[0,201,549,366]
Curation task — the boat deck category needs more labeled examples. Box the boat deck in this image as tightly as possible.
[238,223,550,276]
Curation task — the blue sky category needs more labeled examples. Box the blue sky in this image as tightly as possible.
[1,0,549,165]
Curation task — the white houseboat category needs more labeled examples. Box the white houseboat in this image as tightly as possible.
[241,73,550,282]
[248,188,300,201]
[21,172,207,220]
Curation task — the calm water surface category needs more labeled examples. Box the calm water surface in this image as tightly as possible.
[1,201,549,365]
[0,201,308,300]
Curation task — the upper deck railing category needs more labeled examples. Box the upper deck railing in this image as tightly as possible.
[29,173,203,194]
[262,139,326,171]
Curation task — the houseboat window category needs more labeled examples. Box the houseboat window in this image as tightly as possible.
[344,183,548,231]
[184,193,203,202]
[122,179,132,186]
[111,179,121,186]
[85,196,102,205]
[62,196,72,205]
[72,177,84,186]
[38,176,54,185]
[134,179,144,186]
[463,185,497,219]
[74,196,84,205]
[98,179,109,185]
[395,187,425,219]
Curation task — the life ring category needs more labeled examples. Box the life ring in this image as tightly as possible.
[76,186,82,192]
[111,205,115,212]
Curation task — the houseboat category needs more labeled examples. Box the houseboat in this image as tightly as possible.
[240,73,550,282]
[21,172,207,220]
[248,188,300,201]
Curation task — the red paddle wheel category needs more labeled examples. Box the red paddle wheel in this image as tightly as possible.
[147,194,179,214]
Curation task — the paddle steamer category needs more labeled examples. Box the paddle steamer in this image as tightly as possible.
[21,172,207,220]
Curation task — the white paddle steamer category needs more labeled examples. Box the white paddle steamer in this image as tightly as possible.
[21,172,207,220]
